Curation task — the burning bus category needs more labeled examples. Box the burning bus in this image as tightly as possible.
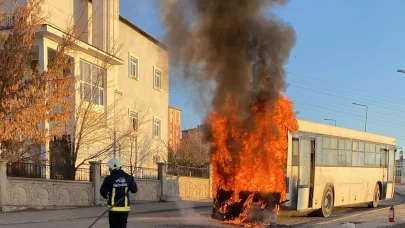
[209,96,396,226]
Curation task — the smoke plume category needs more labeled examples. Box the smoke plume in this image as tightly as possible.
[160,0,296,116]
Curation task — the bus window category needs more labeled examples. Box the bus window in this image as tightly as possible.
[292,138,299,166]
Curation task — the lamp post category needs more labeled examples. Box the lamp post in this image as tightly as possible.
[324,118,336,126]
[352,102,368,132]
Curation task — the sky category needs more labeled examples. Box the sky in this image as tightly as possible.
[120,0,405,151]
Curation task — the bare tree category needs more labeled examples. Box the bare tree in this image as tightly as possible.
[0,0,76,161]
[169,128,210,167]
[117,102,166,177]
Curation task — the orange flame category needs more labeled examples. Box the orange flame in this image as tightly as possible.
[209,95,298,226]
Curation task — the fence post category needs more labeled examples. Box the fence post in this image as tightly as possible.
[89,161,101,205]
[0,160,7,210]
[157,163,167,201]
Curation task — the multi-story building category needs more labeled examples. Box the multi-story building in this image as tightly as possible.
[168,106,182,150]
[3,0,169,171]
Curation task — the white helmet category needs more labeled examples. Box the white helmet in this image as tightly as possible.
[107,158,122,171]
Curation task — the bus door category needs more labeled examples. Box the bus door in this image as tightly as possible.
[297,137,315,210]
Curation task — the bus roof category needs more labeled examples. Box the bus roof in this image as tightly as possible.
[296,119,396,145]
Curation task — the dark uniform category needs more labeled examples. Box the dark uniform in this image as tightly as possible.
[100,168,138,228]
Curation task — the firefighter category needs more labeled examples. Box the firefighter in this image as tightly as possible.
[100,158,138,228]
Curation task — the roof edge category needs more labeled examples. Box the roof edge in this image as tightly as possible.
[119,16,167,51]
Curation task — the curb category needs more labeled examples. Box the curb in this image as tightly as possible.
[0,205,213,226]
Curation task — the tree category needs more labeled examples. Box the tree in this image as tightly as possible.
[50,31,124,179]
[169,126,210,167]
[118,102,166,176]
[0,0,76,161]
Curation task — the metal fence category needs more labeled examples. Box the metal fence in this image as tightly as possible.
[167,164,209,179]
[101,163,159,180]
[6,162,90,182]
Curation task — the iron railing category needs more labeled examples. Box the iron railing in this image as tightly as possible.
[6,162,90,182]
[167,164,209,179]
[101,163,159,180]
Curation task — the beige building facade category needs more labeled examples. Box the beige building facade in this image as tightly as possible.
[3,0,169,170]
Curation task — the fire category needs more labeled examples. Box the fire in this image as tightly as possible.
[209,95,298,226]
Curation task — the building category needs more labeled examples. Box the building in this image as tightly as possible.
[168,106,182,150]
[181,124,207,140]
[2,0,169,171]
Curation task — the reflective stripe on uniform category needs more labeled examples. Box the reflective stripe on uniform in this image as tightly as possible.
[125,187,128,207]
[112,188,116,205]
[110,206,131,212]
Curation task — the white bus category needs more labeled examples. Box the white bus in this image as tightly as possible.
[285,119,396,217]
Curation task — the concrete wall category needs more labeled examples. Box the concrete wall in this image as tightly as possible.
[6,177,93,209]
[0,162,211,212]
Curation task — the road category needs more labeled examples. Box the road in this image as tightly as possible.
[2,194,405,228]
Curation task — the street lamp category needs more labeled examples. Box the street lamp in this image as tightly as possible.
[352,102,368,132]
[324,118,336,126]
[397,69,405,74]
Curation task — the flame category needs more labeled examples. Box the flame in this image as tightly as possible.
[209,95,298,226]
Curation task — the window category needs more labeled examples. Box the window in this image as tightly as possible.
[170,134,173,138]
[154,67,162,89]
[292,138,299,165]
[170,125,173,130]
[80,61,105,105]
[153,118,161,137]
[129,111,138,131]
[129,55,138,79]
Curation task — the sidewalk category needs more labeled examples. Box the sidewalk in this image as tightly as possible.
[0,200,213,225]
[395,183,405,197]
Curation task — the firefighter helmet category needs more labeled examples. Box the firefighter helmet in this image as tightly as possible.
[107,158,123,171]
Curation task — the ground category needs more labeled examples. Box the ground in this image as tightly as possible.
[1,192,405,228]
[3,193,405,228]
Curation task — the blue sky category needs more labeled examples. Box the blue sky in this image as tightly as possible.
[120,0,405,150]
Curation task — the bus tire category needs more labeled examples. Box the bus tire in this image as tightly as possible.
[318,185,334,217]
[368,183,380,208]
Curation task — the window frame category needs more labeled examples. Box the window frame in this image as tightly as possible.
[153,117,161,138]
[80,60,106,106]
[153,66,162,90]
[129,53,139,80]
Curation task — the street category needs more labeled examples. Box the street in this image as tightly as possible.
[1,193,405,228]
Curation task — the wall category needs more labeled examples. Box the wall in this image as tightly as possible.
[100,176,161,202]
[115,18,169,168]
[0,162,212,212]
[178,176,210,200]
[7,177,93,208]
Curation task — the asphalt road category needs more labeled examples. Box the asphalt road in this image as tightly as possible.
[2,194,405,228]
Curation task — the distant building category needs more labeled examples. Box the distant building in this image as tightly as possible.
[168,106,182,150]
[181,124,207,140]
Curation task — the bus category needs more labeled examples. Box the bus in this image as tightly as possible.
[285,119,396,217]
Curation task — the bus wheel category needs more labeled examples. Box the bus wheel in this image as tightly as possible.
[318,186,334,217]
[368,183,380,208]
